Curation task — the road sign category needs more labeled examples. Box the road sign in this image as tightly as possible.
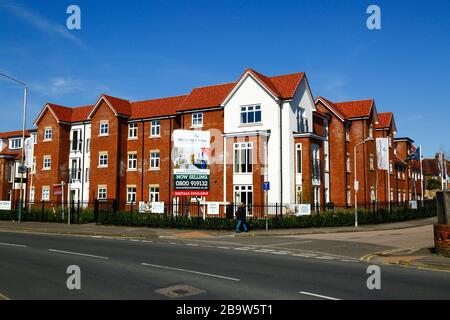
[262,182,270,191]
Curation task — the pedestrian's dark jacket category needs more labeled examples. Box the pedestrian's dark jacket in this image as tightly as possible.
[236,207,246,220]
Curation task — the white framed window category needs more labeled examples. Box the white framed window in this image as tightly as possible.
[240,105,261,124]
[127,186,137,203]
[71,130,82,152]
[31,133,37,144]
[128,123,138,139]
[370,154,374,171]
[149,186,160,202]
[86,138,91,153]
[296,185,303,204]
[389,161,393,175]
[371,187,376,202]
[10,138,22,150]
[99,121,109,136]
[29,187,35,203]
[44,128,52,141]
[150,120,160,137]
[296,144,302,174]
[369,124,374,139]
[42,187,50,201]
[390,189,394,202]
[347,187,352,205]
[8,162,13,183]
[31,157,36,174]
[98,187,107,200]
[150,151,160,169]
[312,144,320,180]
[234,185,253,216]
[43,156,51,170]
[99,153,108,167]
[192,113,203,127]
[85,168,90,183]
[128,152,137,170]
[234,142,252,173]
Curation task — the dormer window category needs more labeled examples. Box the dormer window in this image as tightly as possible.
[240,105,261,125]
[9,138,22,150]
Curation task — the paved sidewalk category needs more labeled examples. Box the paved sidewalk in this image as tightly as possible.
[0,216,437,239]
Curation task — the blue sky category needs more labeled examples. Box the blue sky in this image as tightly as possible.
[0,0,449,157]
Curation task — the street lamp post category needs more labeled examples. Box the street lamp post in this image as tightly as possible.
[354,137,373,227]
[0,73,28,223]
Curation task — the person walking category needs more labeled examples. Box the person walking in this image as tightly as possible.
[235,202,248,233]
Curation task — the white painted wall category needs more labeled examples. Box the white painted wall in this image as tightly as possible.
[68,123,91,203]
[224,74,282,203]
[224,74,317,205]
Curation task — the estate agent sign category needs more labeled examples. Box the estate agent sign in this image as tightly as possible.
[172,130,210,196]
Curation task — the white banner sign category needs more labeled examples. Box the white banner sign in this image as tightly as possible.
[297,204,311,216]
[376,138,389,170]
[151,202,165,214]
[0,201,11,211]
[24,137,34,168]
[207,202,220,215]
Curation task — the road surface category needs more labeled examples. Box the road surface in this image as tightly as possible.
[0,231,449,300]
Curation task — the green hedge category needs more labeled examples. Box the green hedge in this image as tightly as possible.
[0,207,95,224]
[96,205,436,230]
[0,205,436,230]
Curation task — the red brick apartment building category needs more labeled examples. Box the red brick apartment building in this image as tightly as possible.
[0,67,427,214]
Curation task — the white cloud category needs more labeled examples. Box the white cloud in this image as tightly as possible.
[1,3,86,49]
[30,77,110,99]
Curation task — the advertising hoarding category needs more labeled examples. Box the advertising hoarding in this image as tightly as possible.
[172,130,210,196]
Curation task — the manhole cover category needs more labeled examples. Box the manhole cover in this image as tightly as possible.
[155,285,205,298]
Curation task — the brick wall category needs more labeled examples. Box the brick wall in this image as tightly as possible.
[434,224,450,255]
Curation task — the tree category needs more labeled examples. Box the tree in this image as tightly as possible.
[426,177,441,191]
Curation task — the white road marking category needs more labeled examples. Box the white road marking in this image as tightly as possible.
[292,253,317,258]
[141,240,153,243]
[48,249,109,260]
[233,247,252,251]
[315,256,335,260]
[340,259,360,263]
[186,243,199,247]
[299,291,341,300]
[0,242,27,248]
[270,251,292,255]
[141,263,240,282]
[129,239,142,242]
[262,240,313,248]
[216,246,231,250]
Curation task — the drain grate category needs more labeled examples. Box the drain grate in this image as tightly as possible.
[155,285,205,298]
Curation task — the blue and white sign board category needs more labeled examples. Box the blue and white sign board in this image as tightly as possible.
[0,201,11,211]
[297,204,311,216]
[262,182,270,191]
[207,202,220,215]
[151,202,165,214]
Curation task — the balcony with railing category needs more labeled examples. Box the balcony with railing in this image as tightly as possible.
[312,160,321,180]
[69,168,82,182]
[70,140,83,153]
[297,117,309,133]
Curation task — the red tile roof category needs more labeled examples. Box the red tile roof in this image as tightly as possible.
[333,99,374,119]
[179,83,235,111]
[376,112,393,129]
[315,96,347,120]
[130,95,188,119]
[102,94,132,116]
[0,130,31,139]
[45,103,94,123]
[36,69,306,123]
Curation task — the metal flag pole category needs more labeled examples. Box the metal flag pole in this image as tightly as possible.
[419,146,424,205]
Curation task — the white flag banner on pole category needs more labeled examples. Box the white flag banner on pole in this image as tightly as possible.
[24,137,34,168]
[376,138,389,170]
